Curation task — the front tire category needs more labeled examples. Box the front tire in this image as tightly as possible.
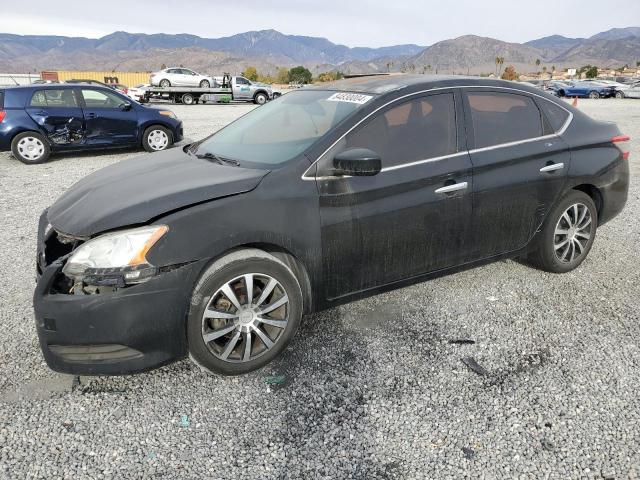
[254,92,268,105]
[526,190,598,273]
[188,249,303,376]
[142,125,172,152]
[11,132,51,164]
[199,79,210,88]
[615,91,625,99]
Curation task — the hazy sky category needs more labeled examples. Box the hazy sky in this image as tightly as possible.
[1,0,638,47]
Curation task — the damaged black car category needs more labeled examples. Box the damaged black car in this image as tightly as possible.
[34,76,629,376]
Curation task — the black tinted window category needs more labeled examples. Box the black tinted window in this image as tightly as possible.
[30,89,78,108]
[467,92,542,148]
[345,93,457,167]
[538,100,570,132]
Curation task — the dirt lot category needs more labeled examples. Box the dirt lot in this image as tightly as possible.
[0,99,638,479]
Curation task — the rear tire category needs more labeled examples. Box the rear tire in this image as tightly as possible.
[11,131,50,164]
[526,190,598,273]
[588,91,600,99]
[159,79,171,87]
[142,125,172,152]
[181,93,195,105]
[188,249,303,376]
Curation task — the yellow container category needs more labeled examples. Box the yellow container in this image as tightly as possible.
[42,71,151,87]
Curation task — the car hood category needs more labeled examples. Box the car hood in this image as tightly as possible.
[47,148,269,237]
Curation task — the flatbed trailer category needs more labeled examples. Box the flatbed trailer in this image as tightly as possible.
[142,86,233,105]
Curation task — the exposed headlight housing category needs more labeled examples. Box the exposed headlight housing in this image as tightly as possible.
[158,110,176,119]
[62,225,168,287]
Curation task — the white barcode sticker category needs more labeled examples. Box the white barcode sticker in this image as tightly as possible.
[326,92,373,104]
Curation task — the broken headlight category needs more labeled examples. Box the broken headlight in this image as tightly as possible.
[62,225,168,287]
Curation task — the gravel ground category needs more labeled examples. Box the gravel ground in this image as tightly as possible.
[0,98,638,480]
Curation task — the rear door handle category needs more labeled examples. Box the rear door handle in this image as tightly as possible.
[435,182,468,194]
[540,162,564,173]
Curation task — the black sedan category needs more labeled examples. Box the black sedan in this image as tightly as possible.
[34,76,630,376]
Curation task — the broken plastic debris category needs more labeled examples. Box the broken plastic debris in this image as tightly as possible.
[179,415,190,428]
[462,447,475,460]
[486,296,498,302]
[264,375,286,386]
[449,339,476,345]
[461,357,489,376]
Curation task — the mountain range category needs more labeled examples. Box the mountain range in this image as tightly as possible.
[0,27,638,77]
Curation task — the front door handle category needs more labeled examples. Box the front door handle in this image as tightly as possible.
[435,182,468,194]
[539,162,564,173]
[86,112,98,119]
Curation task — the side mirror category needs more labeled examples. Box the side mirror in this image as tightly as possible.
[333,148,381,176]
[119,102,132,111]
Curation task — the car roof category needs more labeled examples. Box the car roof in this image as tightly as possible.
[1,83,117,91]
[309,74,545,96]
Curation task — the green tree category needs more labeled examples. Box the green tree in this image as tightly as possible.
[288,66,313,84]
[535,58,541,71]
[242,66,258,81]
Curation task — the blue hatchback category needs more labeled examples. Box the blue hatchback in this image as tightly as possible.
[0,84,183,164]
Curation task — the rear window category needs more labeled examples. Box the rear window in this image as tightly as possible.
[538,100,570,133]
[467,92,543,148]
[30,89,78,108]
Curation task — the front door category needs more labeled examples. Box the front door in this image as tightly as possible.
[79,88,138,146]
[317,91,473,300]
[462,89,570,259]
[233,77,252,99]
[25,88,85,148]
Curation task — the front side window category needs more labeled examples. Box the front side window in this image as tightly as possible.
[81,89,126,108]
[467,92,542,148]
[30,89,78,108]
[236,77,250,85]
[344,93,457,168]
[194,90,369,166]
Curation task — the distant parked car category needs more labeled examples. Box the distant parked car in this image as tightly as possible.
[619,81,640,99]
[127,84,149,103]
[557,81,615,99]
[150,68,214,88]
[0,84,183,164]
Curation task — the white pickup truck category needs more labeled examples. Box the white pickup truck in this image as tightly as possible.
[141,74,274,105]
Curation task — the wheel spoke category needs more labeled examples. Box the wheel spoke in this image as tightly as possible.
[252,325,274,349]
[256,316,288,329]
[573,239,584,255]
[243,331,252,361]
[555,227,569,235]
[578,217,591,230]
[203,324,237,342]
[560,242,571,260]
[572,204,579,223]
[259,294,289,315]
[254,278,277,307]
[575,230,590,240]
[562,212,572,227]
[555,238,569,250]
[204,309,239,320]
[244,274,254,306]
[220,330,241,359]
[221,283,243,311]
[576,205,588,226]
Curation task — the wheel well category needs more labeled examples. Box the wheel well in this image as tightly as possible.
[232,243,313,314]
[573,184,603,219]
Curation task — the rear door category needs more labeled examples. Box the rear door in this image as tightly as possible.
[317,91,473,299]
[462,89,570,260]
[79,88,138,146]
[25,88,85,148]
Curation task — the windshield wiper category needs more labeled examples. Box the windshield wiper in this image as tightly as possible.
[195,151,240,166]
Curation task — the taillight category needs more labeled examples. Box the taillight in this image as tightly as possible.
[612,135,630,160]
[0,110,5,123]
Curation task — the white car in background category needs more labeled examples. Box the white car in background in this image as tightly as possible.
[150,68,214,88]
[127,84,149,102]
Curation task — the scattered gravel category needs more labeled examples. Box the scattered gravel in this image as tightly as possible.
[0,98,639,479]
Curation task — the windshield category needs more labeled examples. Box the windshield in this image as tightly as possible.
[194,90,372,166]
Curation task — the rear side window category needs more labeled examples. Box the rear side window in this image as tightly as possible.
[467,92,542,148]
[345,93,457,167]
[538,100,570,132]
[30,89,78,108]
